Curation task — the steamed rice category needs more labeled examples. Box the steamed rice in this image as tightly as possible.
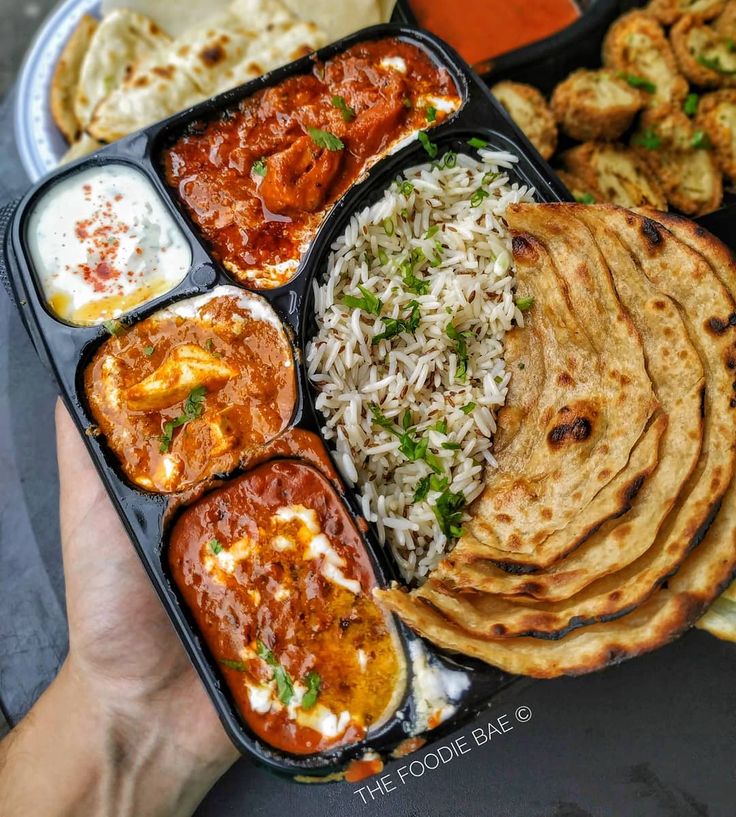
[307,147,535,582]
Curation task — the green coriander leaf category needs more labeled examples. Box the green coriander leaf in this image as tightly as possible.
[425,225,439,239]
[343,284,383,316]
[418,131,438,158]
[372,301,421,344]
[461,402,476,414]
[425,105,437,122]
[433,488,466,538]
[684,93,699,117]
[442,441,461,450]
[633,128,662,150]
[468,137,488,149]
[301,671,321,709]
[618,72,656,93]
[515,295,535,311]
[377,248,389,266]
[692,129,711,149]
[413,476,431,503]
[433,419,448,434]
[401,261,429,295]
[219,658,247,671]
[103,318,125,336]
[256,639,276,665]
[331,94,356,122]
[159,386,206,452]
[429,474,449,492]
[402,410,413,431]
[208,538,223,555]
[574,192,596,205]
[425,451,444,474]
[308,127,344,151]
[252,158,267,176]
[143,345,155,356]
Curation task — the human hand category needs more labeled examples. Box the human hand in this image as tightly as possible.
[0,400,239,817]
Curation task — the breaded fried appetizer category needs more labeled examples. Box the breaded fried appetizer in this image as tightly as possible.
[671,14,736,87]
[632,104,723,214]
[491,81,557,160]
[647,0,725,26]
[603,11,688,107]
[696,89,736,179]
[561,142,668,210]
[555,170,599,204]
[551,68,645,142]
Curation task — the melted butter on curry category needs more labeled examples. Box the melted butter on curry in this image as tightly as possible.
[169,460,405,755]
[162,38,461,289]
[84,287,296,493]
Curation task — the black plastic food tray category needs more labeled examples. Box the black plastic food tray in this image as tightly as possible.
[0,24,568,779]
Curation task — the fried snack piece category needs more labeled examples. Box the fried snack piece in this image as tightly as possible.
[671,13,736,87]
[647,0,725,25]
[551,69,644,142]
[696,89,736,179]
[490,81,557,160]
[456,206,659,567]
[603,11,688,108]
[632,104,723,215]
[555,170,599,204]
[377,206,736,677]
[50,14,98,143]
[561,142,667,210]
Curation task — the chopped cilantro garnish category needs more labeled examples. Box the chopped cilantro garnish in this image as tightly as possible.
[159,385,206,453]
[308,127,344,151]
[515,295,535,311]
[425,105,437,122]
[301,671,321,710]
[468,137,488,149]
[252,158,267,176]
[343,284,383,316]
[370,405,435,468]
[143,345,155,356]
[470,187,490,207]
[618,72,656,93]
[401,257,429,295]
[692,129,711,149]
[425,451,444,474]
[425,225,439,239]
[373,300,421,344]
[633,128,662,150]
[418,131,438,158]
[208,538,223,555]
[574,192,596,205]
[433,419,448,434]
[697,53,736,75]
[442,441,461,450]
[684,93,699,117]
[219,658,247,671]
[331,94,356,122]
[433,488,466,538]
[446,321,472,381]
[103,318,125,336]
[461,402,476,415]
[256,640,294,704]
[413,476,431,503]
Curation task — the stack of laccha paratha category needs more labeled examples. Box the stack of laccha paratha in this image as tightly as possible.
[377,203,736,677]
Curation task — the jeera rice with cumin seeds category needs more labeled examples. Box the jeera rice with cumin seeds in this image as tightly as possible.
[307,145,535,582]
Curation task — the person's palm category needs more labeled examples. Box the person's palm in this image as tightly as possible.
[56,400,237,767]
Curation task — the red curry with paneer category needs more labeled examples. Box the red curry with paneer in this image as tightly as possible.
[168,460,404,754]
[84,287,296,493]
[162,38,461,289]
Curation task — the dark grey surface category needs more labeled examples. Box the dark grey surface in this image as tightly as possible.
[1,9,735,815]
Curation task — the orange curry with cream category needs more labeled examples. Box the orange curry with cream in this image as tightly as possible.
[162,37,461,288]
[168,460,404,754]
[84,288,296,493]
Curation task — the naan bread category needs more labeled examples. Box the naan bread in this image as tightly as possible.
[50,14,99,142]
[463,204,657,566]
[88,0,326,142]
[74,9,170,128]
[60,133,105,166]
[377,206,736,676]
[280,0,383,39]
